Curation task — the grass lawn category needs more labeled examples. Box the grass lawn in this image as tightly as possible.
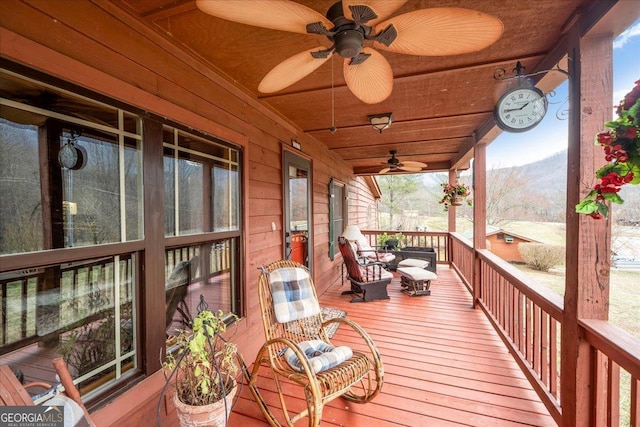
[515,265,640,339]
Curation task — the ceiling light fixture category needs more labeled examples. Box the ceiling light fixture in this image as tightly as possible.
[368,113,393,133]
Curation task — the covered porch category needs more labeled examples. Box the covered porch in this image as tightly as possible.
[231,265,557,426]
[1,1,639,426]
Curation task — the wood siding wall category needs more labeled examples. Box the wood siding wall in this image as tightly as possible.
[0,1,378,425]
[486,236,529,263]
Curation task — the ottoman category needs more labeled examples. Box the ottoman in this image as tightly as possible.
[397,265,437,296]
[397,258,430,269]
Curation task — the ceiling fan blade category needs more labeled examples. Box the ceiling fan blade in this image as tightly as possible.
[196,0,332,34]
[373,8,503,56]
[258,47,331,93]
[379,167,391,174]
[399,166,424,172]
[402,160,427,168]
[342,1,408,26]
[343,47,393,104]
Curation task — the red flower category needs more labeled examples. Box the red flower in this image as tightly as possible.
[596,131,614,146]
[622,80,640,110]
[622,126,638,139]
[604,144,628,162]
[595,172,632,194]
[577,79,639,219]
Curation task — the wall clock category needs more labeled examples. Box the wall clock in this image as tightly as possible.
[58,141,87,170]
[494,86,548,133]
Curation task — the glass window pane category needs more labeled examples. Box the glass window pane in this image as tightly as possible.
[61,129,121,247]
[164,147,176,237]
[124,136,143,241]
[165,240,238,338]
[1,254,137,398]
[177,157,203,235]
[212,163,239,231]
[0,115,44,254]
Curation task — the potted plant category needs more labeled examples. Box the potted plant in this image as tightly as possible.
[438,182,472,212]
[576,80,640,219]
[163,308,239,427]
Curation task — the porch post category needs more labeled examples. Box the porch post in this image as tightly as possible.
[562,30,613,426]
[447,169,457,232]
[142,118,166,374]
[472,139,487,308]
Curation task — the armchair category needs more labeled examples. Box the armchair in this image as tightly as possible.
[338,236,392,303]
[341,225,395,265]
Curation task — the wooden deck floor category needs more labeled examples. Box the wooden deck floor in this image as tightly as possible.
[229,266,557,426]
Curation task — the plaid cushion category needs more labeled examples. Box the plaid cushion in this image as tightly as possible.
[284,340,353,374]
[270,267,320,323]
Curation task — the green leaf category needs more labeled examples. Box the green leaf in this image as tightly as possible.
[575,199,597,214]
[595,164,616,178]
[628,99,640,126]
[603,192,623,204]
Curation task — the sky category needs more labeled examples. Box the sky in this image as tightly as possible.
[486,19,640,168]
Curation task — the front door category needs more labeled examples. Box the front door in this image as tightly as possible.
[283,150,312,270]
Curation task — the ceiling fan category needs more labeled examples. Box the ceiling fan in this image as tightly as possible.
[379,150,426,174]
[196,0,504,104]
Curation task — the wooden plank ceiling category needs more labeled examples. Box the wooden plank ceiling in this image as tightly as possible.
[113,0,588,175]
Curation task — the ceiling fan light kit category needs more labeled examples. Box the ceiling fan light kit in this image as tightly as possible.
[196,0,503,104]
[368,113,393,133]
[379,150,426,174]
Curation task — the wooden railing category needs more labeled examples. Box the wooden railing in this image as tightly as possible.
[449,232,640,426]
[579,319,640,426]
[361,230,449,264]
[475,248,564,423]
[449,233,474,293]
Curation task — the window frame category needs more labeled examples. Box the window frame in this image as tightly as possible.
[328,178,347,260]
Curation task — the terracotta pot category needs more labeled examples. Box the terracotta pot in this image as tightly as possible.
[450,195,464,206]
[173,380,237,427]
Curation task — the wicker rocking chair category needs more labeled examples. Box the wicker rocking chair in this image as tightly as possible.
[246,259,383,427]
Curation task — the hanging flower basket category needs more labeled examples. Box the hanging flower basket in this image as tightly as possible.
[438,182,472,212]
[450,195,464,206]
[576,80,640,219]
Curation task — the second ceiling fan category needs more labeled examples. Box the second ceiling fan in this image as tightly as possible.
[379,150,426,174]
[196,0,503,104]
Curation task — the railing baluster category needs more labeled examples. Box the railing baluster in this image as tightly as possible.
[631,375,638,426]
[541,311,549,388]
[550,318,558,398]
[608,360,620,427]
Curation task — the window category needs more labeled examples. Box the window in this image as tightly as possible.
[163,127,242,336]
[1,255,137,392]
[0,69,142,400]
[163,128,240,237]
[328,179,347,260]
[0,68,244,406]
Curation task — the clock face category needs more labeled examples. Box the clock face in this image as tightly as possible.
[494,87,548,133]
[58,142,86,170]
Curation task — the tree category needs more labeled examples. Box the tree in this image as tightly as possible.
[485,166,537,226]
[376,174,422,230]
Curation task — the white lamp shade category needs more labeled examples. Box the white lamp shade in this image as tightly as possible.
[342,225,363,241]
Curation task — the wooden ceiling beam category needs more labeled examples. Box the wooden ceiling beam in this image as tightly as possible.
[139,0,196,21]
[258,54,548,101]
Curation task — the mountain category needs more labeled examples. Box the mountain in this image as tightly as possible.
[516,150,567,196]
